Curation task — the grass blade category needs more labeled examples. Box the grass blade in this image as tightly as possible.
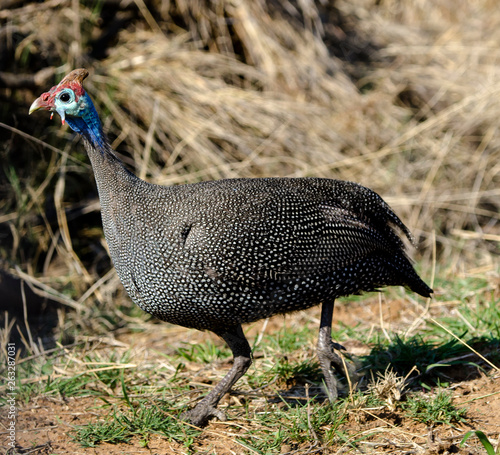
[461,430,496,455]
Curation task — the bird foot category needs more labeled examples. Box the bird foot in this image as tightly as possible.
[181,402,227,427]
[317,338,359,402]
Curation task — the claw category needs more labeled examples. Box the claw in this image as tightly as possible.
[182,403,227,427]
[331,341,347,351]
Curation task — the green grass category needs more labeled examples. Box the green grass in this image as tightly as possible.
[462,430,499,455]
[364,334,481,383]
[401,389,468,425]
[176,339,231,364]
[71,401,201,449]
[238,399,350,453]
[272,358,323,386]
[2,348,137,404]
[260,324,317,353]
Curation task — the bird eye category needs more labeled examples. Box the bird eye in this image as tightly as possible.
[59,92,71,102]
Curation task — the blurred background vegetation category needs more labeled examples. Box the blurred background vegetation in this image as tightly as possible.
[0,0,498,343]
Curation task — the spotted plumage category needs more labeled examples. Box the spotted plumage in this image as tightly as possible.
[30,69,432,427]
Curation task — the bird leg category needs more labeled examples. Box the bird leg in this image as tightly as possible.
[316,300,357,401]
[182,325,252,427]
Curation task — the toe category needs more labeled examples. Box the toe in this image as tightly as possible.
[182,404,227,427]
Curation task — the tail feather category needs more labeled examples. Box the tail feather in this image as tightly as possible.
[406,271,433,298]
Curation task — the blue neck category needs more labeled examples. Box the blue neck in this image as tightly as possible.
[65,93,108,152]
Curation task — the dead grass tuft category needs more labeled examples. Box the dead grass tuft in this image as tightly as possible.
[1,0,499,297]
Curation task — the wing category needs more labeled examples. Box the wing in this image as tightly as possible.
[181,178,413,286]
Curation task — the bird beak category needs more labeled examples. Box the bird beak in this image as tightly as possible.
[29,94,51,115]
[29,92,66,124]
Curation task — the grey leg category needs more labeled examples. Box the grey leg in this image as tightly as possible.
[183,325,252,427]
[316,300,356,402]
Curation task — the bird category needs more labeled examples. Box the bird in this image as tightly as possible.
[30,68,432,427]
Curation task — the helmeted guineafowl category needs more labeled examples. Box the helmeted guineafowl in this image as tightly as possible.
[30,68,432,427]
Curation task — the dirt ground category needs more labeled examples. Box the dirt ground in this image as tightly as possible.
[3,300,500,454]
[6,372,499,454]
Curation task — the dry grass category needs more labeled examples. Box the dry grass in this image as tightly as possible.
[2,0,499,283]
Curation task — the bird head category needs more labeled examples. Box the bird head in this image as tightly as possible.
[29,68,90,125]
[29,68,106,150]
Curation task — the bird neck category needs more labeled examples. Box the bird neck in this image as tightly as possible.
[80,126,146,253]
[64,93,144,207]
[65,93,107,152]
[61,92,135,181]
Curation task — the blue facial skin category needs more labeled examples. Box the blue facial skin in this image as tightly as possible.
[55,89,107,151]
